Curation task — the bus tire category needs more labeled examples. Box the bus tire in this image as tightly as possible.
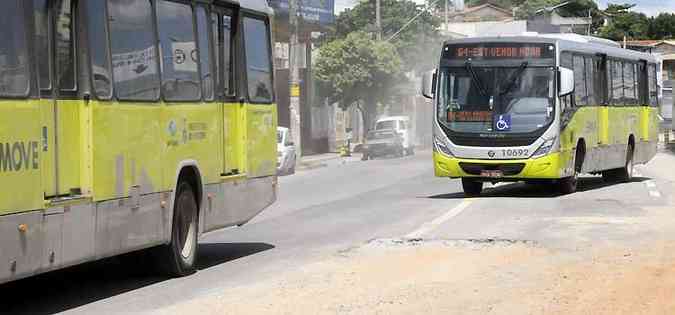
[161,181,199,277]
[559,148,581,194]
[462,178,483,196]
[615,143,635,183]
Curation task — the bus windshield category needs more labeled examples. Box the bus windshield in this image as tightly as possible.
[437,66,555,134]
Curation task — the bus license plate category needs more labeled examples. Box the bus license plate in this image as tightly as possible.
[481,170,503,177]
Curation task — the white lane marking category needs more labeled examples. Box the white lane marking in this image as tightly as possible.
[649,190,662,198]
[405,200,473,239]
[643,179,662,198]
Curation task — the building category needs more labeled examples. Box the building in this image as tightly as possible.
[443,3,514,23]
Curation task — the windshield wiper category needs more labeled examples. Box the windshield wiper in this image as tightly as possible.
[464,61,488,97]
[499,61,528,96]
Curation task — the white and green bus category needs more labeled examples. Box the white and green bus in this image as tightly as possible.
[422,34,660,196]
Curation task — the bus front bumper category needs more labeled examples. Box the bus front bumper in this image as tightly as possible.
[433,151,565,180]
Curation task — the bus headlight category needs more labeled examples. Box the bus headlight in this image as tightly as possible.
[531,137,556,158]
[434,136,454,157]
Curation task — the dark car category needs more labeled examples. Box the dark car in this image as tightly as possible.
[362,129,405,160]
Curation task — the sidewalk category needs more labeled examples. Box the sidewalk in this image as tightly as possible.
[297,152,362,171]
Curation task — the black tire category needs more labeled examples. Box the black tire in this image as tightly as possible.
[558,173,578,194]
[160,181,199,277]
[615,144,634,183]
[361,152,369,161]
[558,150,580,194]
[461,178,483,197]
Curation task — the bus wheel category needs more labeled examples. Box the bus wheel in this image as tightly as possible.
[558,172,578,194]
[615,144,634,183]
[162,181,199,277]
[461,178,483,196]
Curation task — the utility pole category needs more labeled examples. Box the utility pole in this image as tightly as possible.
[376,0,382,40]
[289,0,302,155]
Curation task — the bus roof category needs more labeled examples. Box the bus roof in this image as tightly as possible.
[443,34,659,63]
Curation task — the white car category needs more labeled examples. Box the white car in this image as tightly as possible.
[277,127,297,175]
[374,116,414,155]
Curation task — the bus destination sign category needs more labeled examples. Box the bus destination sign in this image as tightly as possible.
[443,43,554,60]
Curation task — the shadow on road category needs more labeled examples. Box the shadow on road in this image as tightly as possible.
[428,176,650,199]
[0,242,274,315]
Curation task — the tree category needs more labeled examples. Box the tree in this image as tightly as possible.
[598,4,650,40]
[314,32,403,136]
[649,13,675,39]
[330,0,442,73]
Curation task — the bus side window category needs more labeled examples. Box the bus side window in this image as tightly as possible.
[34,0,51,93]
[611,60,624,105]
[55,0,76,93]
[107,0,160,101]
[156,0,200,102]
[222,12,235,97]
[623,62,637,105]
[86,0,112,99]
[584,56,595,105]
[648,63,658,107]
[195,5,214,101]
[242,16,273,104]
[573,55,586,106]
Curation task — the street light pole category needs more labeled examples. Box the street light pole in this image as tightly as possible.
[289,0,302,155]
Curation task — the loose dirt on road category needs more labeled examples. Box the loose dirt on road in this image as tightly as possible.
[155,238,675,315]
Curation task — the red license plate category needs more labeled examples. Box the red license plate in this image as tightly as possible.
[481,170,503,177]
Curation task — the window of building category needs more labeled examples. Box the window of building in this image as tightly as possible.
[34,0,51,92]
[623,62,636,105]
[0,0,29,97]
[156,0,200,102]
[107,0,160,101]
[573,55,586,106]
[195,5,213,101]
[611,60,623,105]
[243,17,273,103]
[56,0,76,92]
[87,0,112,99]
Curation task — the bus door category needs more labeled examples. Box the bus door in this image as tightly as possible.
[214,5,245,176]
[596,54,610,146]
[35,0,81,199]
[0,1,44,216]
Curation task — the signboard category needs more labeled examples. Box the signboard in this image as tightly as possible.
[268,0,335,25]
[112,46,157,83]
[443,43,555,60]
[447,111,492,122]
[171,42,198,72]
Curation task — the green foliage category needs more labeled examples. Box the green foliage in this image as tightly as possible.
[597,4,675,40]
[331,0,442,73]
[314,32,403,132]
[651,13,675,39]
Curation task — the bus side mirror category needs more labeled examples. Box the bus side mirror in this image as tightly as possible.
[558,67,574,97]
[421,70,437,99]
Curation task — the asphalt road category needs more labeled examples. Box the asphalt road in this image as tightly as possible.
[1,149,674,314]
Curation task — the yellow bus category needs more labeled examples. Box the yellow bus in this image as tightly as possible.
[0,0,277,284]
[422,34,659,196]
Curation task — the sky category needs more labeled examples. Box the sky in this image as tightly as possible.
[335,0,675,17]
